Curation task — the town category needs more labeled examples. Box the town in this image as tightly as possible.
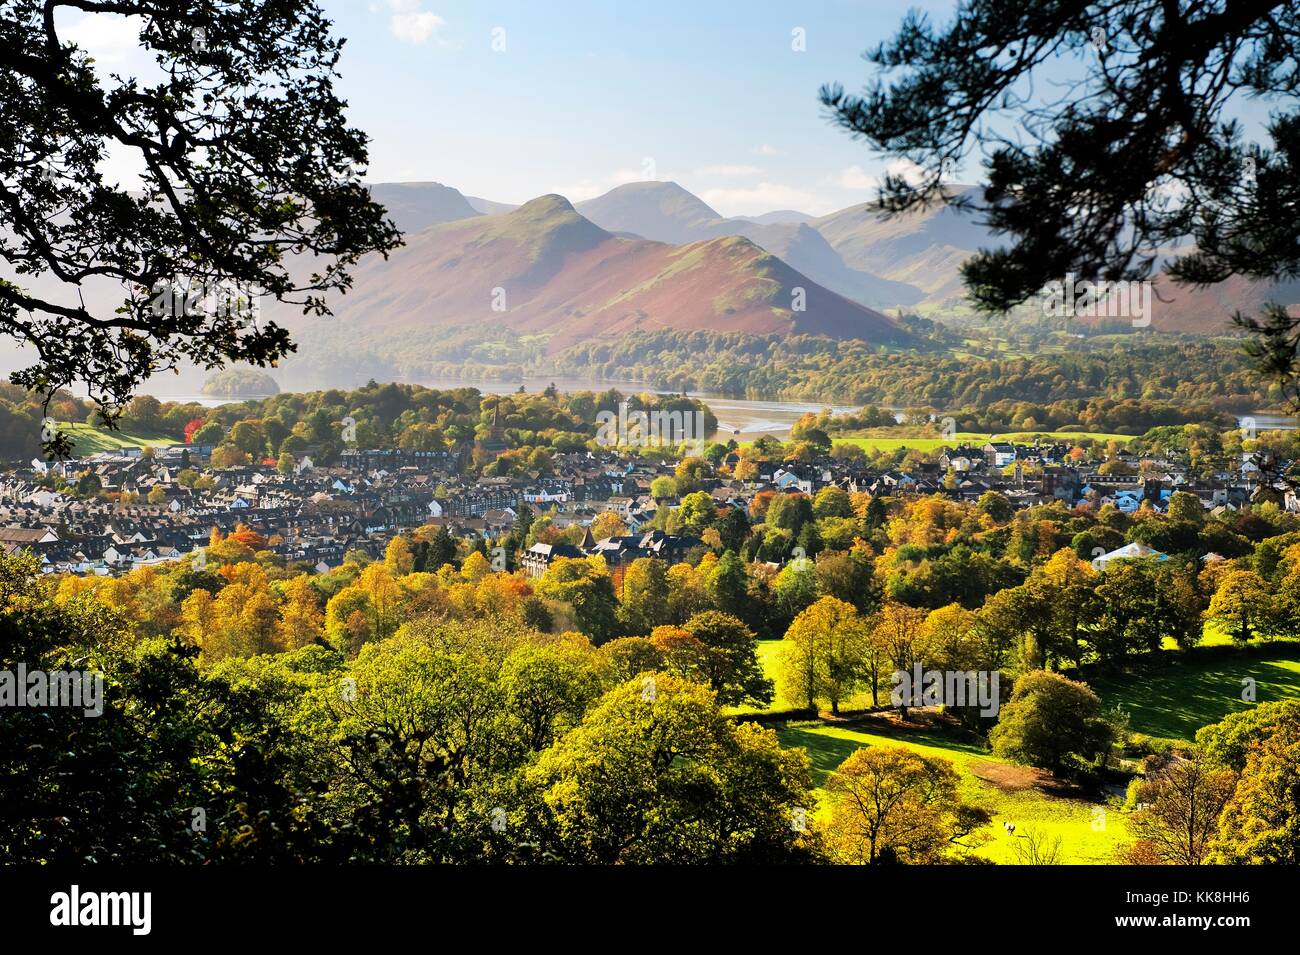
[1,424,1288,577]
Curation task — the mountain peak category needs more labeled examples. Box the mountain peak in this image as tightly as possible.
[514,193,579,217]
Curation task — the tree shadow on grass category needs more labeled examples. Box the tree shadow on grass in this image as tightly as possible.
[777,728,861,786]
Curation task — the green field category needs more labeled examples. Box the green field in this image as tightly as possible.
[778,720,1127,864]
[1090,651,1300,742]
[62,422,181,455]
[830,429,1134,455]
[758,635,1300,863]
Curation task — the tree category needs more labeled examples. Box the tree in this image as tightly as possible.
[417,526,457,573]
[0,551,333,863]
[229,420,267,457]
[0,1,399,440]
[524,675,816,863]
[497,641,607,754]
[1206,569,1277,644]
[1196,700,1300,772]
[815,550,879,615]
[649,476,677,499]
[1127,755,1238,865]
[706,549,749,619]
[869,601,928,716]
[209,444,249,469]
[813,486,853,519]
[1094,559,1201,661]
[990,671,1114,776]
[277,575,325,651]
[536,557,620,644]
[823,3,1300,408]
[824,746,986,864]
[191,421,225,447]
[675,490,717,535]
[1210,716,1300,864]
[619,557,671,636]
[766,493,812,534]
[589,511,628,541]
[460,550,491,582]
[277,451,296,475]
[599,636,665,684]
[976,491,1014,524]
[780,597,871,713]
[1167,491,1206,526]
[681,610,773,708]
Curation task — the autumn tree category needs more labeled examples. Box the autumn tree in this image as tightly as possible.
[524,674,816,863]
[1205,569,1278,644]
[990,671,1114,776]
[824,746,986,864]
[1127,755,1238,865]
[780,596,871,713]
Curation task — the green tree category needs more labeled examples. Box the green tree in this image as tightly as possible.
[990,671,1115,776]
[1206,570,1278,644]
[0,1,399,435]
[824,746,986,864]
[536,557,620,644]
[524,674,816,863]
[619,557,671,636]
[682,610,773,707]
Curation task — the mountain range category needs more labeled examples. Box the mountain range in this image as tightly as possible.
[359,179,1300,335]
[275,193,911,352]
[4,176,1297,390]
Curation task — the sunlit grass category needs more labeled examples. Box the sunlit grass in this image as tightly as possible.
[61,421,181,455]
[777,721,1127,864]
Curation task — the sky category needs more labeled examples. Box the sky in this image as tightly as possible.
[64,0,961,217]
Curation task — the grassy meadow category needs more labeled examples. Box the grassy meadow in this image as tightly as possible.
[62,421,182,455]
[757,632,1300,864]
[828,430,1134,455]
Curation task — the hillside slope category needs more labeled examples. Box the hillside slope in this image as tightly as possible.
[276,194,914,350]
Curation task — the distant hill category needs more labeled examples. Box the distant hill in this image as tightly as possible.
[464,195,519,216]
[576,181,727,246]
[811,186,993,303]
[274,194,914,352]
[576,181,922,308]
[743,209,815,225]
[366,182,480,234]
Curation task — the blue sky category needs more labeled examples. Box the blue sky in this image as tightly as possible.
[314,0,956,215]
[64,0,1280,218]
[73,0,947,215]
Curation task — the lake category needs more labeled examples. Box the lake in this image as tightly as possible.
[141,375,1296,438]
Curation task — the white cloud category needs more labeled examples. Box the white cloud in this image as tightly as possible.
[694,163,760,177]
[61,13,146,66]
[556,167,649,202]
[698,182,826,217]
[827,164,878,190]
[825,159,935,193]
[390,10,446,45]
[753,144,784,157]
